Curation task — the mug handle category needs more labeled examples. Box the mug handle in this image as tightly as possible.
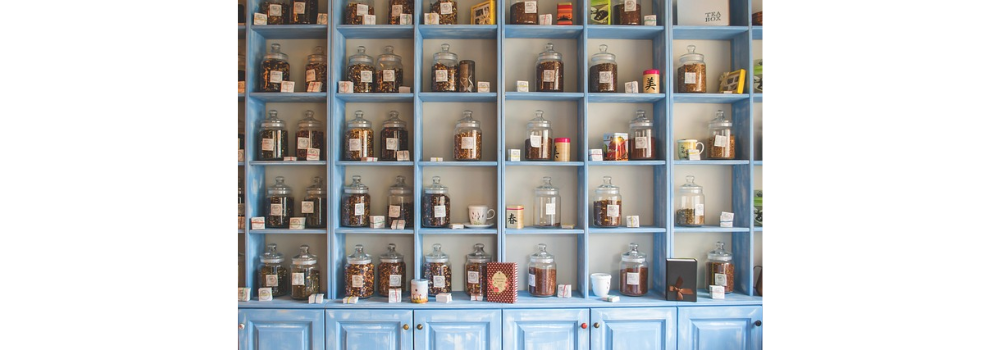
[693,142,705,155]
[485,209,496,221]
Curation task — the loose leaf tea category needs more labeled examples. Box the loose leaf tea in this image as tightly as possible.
[424,262,452,294]
[388,202,414,228]
[259,129,287,160]
[707,135,736,160]
[380,125,409,160]
[677,63,707,93]
[259,59,290,92]
[589,63,617,92]
[290,0,319,24]
[267,195,293,228]
[430,0,458,24]
[349,63,376,93]
[707,261,735,293]
[345,262,375,298]
[344,127,374,160]
[378,261,406,296]
[510,2,538,24]
[257,265,289,297]
[290,268,320,299]
[524,137,553,160]
[432,63,458,92]
[528,266,557,296]
[388,0,414,24]
[377,67,404,93]
[465,262,487,296]
[453,130,482,160]
[345,2,375,25]
[295,129,324,160]
[421,193,450,227]
[305,62,327,92]
[612,3,640,25]
[261,1,289,24]
[536,61,564,92]
[619,266,648,296]
[303,197,326,228]
[629,134,655,160]
[593,199,622,227]
[675,208,704,226]
[341,193,371,227]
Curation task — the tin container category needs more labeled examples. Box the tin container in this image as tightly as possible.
[411,279,429,303]
[505,205,524,229]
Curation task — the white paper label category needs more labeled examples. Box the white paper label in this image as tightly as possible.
[424,13,439,24]
[307,148,320,160]
[292,273,304,285]
[528,273,535,286]
[461,136,475,149]
[317,13,328,24]
[695,203,704,216]
[543,70,555,82]
[529,135,542,148]
[360,70,373,83]
[434,205,446,218]
[390,274,402,286]
[477,82,490,92]
[714,273,727,287]
[294,2,305,14]
[269,4,282,16]
[356,4,368,16]
[689,151,700,161]
[352,275,364,288]
[269,71,283,83]
[261,138,274,151]
[433,275,445,287]
[626,272,640,285]
[397,151,410,160]
[634,136,648,149]
[306,69,316,82]
[435,69,448,82]
[383,70,395,82]
[386,138,398,150]
[684,72,696,84]
[349,139,361,151]
[254,13,268,25]
[392,5,403,16]
[400,13,412,24]
[467,271,479,284]
[364,15,376,24]
[625,0,636,12]
[354,203,365,216]
[607,204,620,217]
[265,275,278,287]
[301,201,314,214]
[280,81,294,92]
[389,205,401,218]
[714,135,728,147]
[599,71,612,84]
[525,1,537,13]
[270,203,284,216]
[440,2,452,14]
[545,203,556,215]
[296,137,309,150]
[238,81,246,93]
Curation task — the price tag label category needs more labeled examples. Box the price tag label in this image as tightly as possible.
[254,13,268,25]
[435,69,448,82]
[389,205,401,218]
[338,81,353,93]
[356,4,368,16]
[261,138,274,151]
[461,137,475,149]
[530,135,542,147]
[352,275,364,288]
[306,148,320,160]
[390,275,402,286]
[392,5,403,16]
[543,70,555,82]
[424,13,439,24]
[539,14,551,25]
[383,70,395,82]
[294,2,305,14]
[625,0,636,12]
[477,82,490,92]
[468,271,480,284]
[307,82,322,92]
[266,275,278,287]
[269,71,283,83]
[396,150,410,161]
[434,205,446,218]
[292,273,304,286]
[297,137,310,150]
[525,1,537,13]
[517,81,529,92]
[258,288,272,301]
[386,138,398,150]
[684,72,696,84]
[349,139,362,151]
[607,204,620,217]
[251,217,266,229]
[400,14,412,25]
[280,81,295,92]
[634,136,648,149]
[301,201,314,214]
[354,203,365,216]
[626,272,639,285]
[238,81,245,93]
[714,135,729,147]
[269,4,282,16]
[440,2,452,14]
[599,71,612,84]
[290,218,305,229]
[433,275,445,287]
[317,13,328,24]
[270,204,284,216]
[714,273,728,287]
[363,15,376,25]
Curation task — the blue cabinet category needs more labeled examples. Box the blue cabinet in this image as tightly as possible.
[414,309,502,350]
[502,309,589,350]
[678,306,762,350]
[238,309,324,350]
[326,309,414,350]
[590,307,676,350]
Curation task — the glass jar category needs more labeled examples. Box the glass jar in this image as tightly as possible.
[431,44,458,92]
[458,60,475,92]
[348,46,375,93]
[302,176,326,228]
[238,53,246,83]
[612,0,640,25]
[238,180,245,227]
[524,110,553,161]
[536,43,564,92]
[296,110,324,160]
[290,245,320,300]
[266,176,293,228]
[423,243,452,295]
[675,175,705,227]
[707,241,735,293]
[592,176,622,227]
[261,0,289,25]
[387,175,414,228]
[258,43,290,92]
[589,44,617,93]
[453,110,482,161]
[305,46,327,92]
[421,176,451,227]
[380,111,409,160]
[290,0,319,24]
[533,177,561,228]
[345,0,374,25]
[378,243,407,296]
[257,243,289,297]
[431,0,458,25]
[628,109,655,160]
[510,0,538,24]
[465,243,490,297]
[528,243,557,297]
[259,110,287,160]
[376,46,404,93]
[677,45,707,93]
[388,0,414,24]
[619,243,648,296]
[341,175,371,227]
[707,110,735,160]
[344,110,374,160]
[345,244,375,298]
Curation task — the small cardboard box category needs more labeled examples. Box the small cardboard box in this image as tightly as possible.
[665,258,697,302]
[602,133,629,161]
[589,0,611,25]
[677,0,729,26]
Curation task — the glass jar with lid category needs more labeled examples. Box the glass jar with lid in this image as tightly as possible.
[431,0,458,24]
[431,44,458,92]
[528,243,557,297]
[510,0,539,24]
[387,175,414,228]
[612,0,640,25]
[290,245,320,300]
[302,176,325,228]
[677,45,707,93]
[707,241,735,293]
[348,46,375,93]
[376,45,404,93]
[238,180,245,228]
[378,243,406,297]
[619,243,648,296]
[423,243,452,295]
[341,175,371,227]
[465,243,490,297]
[345,0,374,24]
[380,110,409,160]
[258,43,290,92]
[305,46,327,92]
[592,176,622,227]
[239,53,246,83]
[345,244,375,298]
[453,110,482,161]
[524,110,553,161]
[261,0,289,24]
[533,177,561,228]
[259,110,287,160]
[536,43,564,92]
[296,110,324,160]
[290,0,319,24]
[628,109,655,160]
[706,110,735,160]
[266,176,293,228]
[388,0,413,25]
[421,176,450,227]
[344,110,374,161]
[257,243,289,297]
[589,44,617,93]
[676,175,705,226]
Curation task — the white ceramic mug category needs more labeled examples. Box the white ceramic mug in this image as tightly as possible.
[676,139,705,160]
[591,273,612,298]
[468,205,496,225]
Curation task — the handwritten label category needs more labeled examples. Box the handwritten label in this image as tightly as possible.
[254,13,268,25]
[307,82,322,92]
[389,205,401,218]
[306,148,320,160]
[625,0,636,12]
[269,4,282,16]
[352,275,364,288]
[354,203,365,216]
[433,275,445,287]
[634,136,648,149]
[294,2,305,14]
[292,273,304,285]
[525,1,537,13]
[440,2,452,14]
[434,205,446,218]
[607,204,620,217]
[306,69,316,82]
[338,81,353,93]
[390,275,401,286]
[363,14,376,25]
[301,201,314,214]
[714,135,728,147]
[383,69,395,82]
[349,139,361,151]
[261,138,274,151]
[599,71,612,84]
[269,71,283,83]
[356,4,368,16]
[435,69,448,82]
[280,81,295,92]
[265,275,278,287]
[543,70,555,82]
[270,203,284,216]
[396,151,410,161]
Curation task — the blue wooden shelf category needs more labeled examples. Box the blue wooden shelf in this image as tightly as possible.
[504,25,583,39]
[249,92,327,103]
[418,161,498,167]
[753,94,762,103]
[587,26,665,40]
[587,93,665,103]
[418,25,498,39]
[249,229,327,235]
[589,160,666,166]
[419,228,498,235]
[589,227,667,233]
[673,93,749,104]
[673,160,750,166]
[504,228,584,235]
[238,161,245,166]
[673,226,751,233]
[672,26,748,40]
[753,160,763,166]
[248,160,327,166]
[752,26,763,40]
[335,25,414,39]
[336,93,414,103]
[238,93,245,101]
[418,92,498,102]
[504,92,584,101]
[335,161,415,167]
[754,227,763,232]
[334,228,415,234]
[250,24,328,39]
[505,161,584,167]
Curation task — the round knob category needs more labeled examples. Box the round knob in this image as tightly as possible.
[754,320,762,327]
[417,324,424,330]
[238,324,245,330]
[403,324,409,330]
[581,323,587,329]
[593,322,600,328]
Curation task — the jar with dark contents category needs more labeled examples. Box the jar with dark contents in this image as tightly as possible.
[677,45,707,93]
[612,0,640,25]
[258,243,289,297]
[261,0,289,25]
[533,177,561,228]
[706,110,735,160]
[465,243,490,297]
[239,54,246,83]
[341,175,371,227]
[291,245,320,300]
[266,176,294,228]
[344,110,374,160]
[348,46,375,93]
[238,180,245,226]
[619,243,648,296]
[589,44,617,93]
[528,243,557,297]
[345,0,374,25]
[453,110,482,161]
[458,60,475,92]
[378,243,407,296]
[431,0,458,25]
[628,109,655,160]
[510,0,538,24]
[296,110,324,160]
[258,110,288,160]
[675,175,705,227]
[302,176,326,228]
[305,46,327,92]
[592,176,622,227]
[431,44,458,92]
[258,43,290,92]
[345,244,375,298]
[536,43,564,92]
[376,46,404,93]
[706,241,735,293]
[524,110,553,161]
[386,175,414,228]
[421,176,451,227]
[380,110,409,160]
[290,0,319,24]
[388,0,414,24]
[423,243,452,295]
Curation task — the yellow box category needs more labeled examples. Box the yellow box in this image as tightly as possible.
[471,0,495,24]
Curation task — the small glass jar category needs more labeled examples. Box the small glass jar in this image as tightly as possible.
[257,243,289,297]
[423,243,452,295]
[345,244,375,299]
[533,177,561,228]
[266,176,293,228]
[612,0,640,25]
[464,243,490,297]
[619,243,648,296]
[341,175,371,227]
[453,110,482,161]
[421,176,451,227]
[290,0,319,24]
[707,110,735,160]
[528,243,557,297]
[290,245,320,300]
[676,175,705,227]
[707,241,735,294]
[628,109,655,160]
[258,43,290,92]
[510,0,538,24]
[431,0,458,25]
[261,0,289,25]
[592,176,622,227]
[677,45,707,93]
[348,46,375,93]
[305,46,327,92]
[296,110,324,160]
[536,43,564,92]
[259,110,288,161]
[524,110,553,161]
[388,0,414,24]
[380,111,409,160]
[378,243,407,296]
[589,44,617,93]
[344,110,374,160]
[387,175,414,228]
[345,0,374,25]
[431,44,458,92]
[302,176,326,228]
[376,46,404,93]
[458,60,476,92]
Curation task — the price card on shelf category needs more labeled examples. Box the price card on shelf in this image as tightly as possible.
[339,81,354,93]
[238,81,245,93]
[396,150,410,161]
[517,81,529,92]
[289,217,306,230]
[307,148,320,160]
[280,81,295,92]
[251,217,266,229]
[400,14,412,25]
[254,13,267,25]
[364,15,376,25]
[539,14,552,25]
[317,13,328,25]
[258,288,272,301]
[625,81,638,93]
[424,13,440,24]
[307,82,323,92]
[238,288,251,301]
[477,82,490,92]
[644,15,656,26]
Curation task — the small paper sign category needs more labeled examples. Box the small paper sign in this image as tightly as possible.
[307,82,323,92]
[253,13,267,25]
[280,81,295,92]
[238,81,245,93]
[363,15,376,25]
[477,82,490,92]
[339,81,354,93]
[396,150,410,161]
[424,13,439,24]
[388,288,402,303]
[626,215,640,228]
[306,148,320,160]
[539,14,552,25]
[644,15,656,26]
[317,13,328,25]
[400,14,412,25]
[251,217,266,229]
[238,288,251,301]
[720,212,735,221]
[508,149,521,161]
[625,81,638,93]
[289,217,306,229]
[258,288,272,301]
[516,81,529,92]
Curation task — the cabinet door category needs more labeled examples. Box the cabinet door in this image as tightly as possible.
[414,309,502,350]
[502,309,589,350]
[326,309,413,350]
[678,306,762,350]
[590,307,676,350]
[238,309,324,350]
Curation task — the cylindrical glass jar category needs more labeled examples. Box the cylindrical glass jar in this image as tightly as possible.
[619,243,648,296]
[341,175,371,227]
[628,109,655,160]
[465,243,490,297]
[536,43,564,92]
[431,44,458,92]
[458,60,476,92]
[376,46,404,93]
[344,110,374,160]
[266,176,293,228]
[345,0,374,25]
[258,110,288,160]
[296,110,324,160]
[533,177,561,228]
[290,0,319,24]
[423,243,452,295]
[387,175,414,228]
[589,44,617,93]
[380,110,409,160]
[528,243,557,297]
[258,43,290,92]
[677,45,707,93]
[612,0,640,25]
[305,46,327,92]
[592,176,622,227]
[524,110,553,161]
[553,138,570,161]
[378,243,407,296]
[707,110,735,160]
[453,110,482,161]
[676,175,705,226]
[348,46,375,93]
[388,0,414,24]
[431,0,458,24]
[257,243,289,297]
[510,0,538,24]
[345,244,375,299]
[290,245,320,300]
[303,176,326,228]
[707,241,735,293]
[261,0,289,25]
[421,176,451,227]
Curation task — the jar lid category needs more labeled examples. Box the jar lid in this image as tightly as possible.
[348,110,372,128]
[433,43,458,63]
[643,69,660,75]
[708,241,732,261]
[425,243,449,263]
[621,243,646,263]
[344,175,369,194]
[590,44,616,65]
[292,245,317,265]
[260,243,284,264]
[679,45,704,64]
[537,43,562,61]
[382,110,406,128]
[630,110,652,128]
[380,243,404,263]
[388,175,412,195]
[263,43,288,61]
[594,176,619,194]
[534,176,558,196]
[526,110,550,128]
[680,175,702,194]
[555,137,570,143]
[298,110,322,129]
[305,176,324,196]
[506,205,524,210]
[709,110,731,128]
[378,45,401,63]
[308,46,325,63]
[349,46,374,65]
[261,110,286,129]
[455,110,479,128]
[348,244,372,264]
[529,243,554,263]
[267,176,292,196]
[423,176,447,194]
[466,243,491,263]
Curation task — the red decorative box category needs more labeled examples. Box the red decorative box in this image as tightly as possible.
[486,262,517,304]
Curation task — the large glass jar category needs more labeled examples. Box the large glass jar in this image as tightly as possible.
[619,243,648,296]
[453,110,482,161]
[238,180,245,227]
[345,244,375,299]
[296,110,324,160]
[257,243,289,297]
[707,241,735,293]
[675,175,705,226]
[348,46,375,93]
[305,46,327,92]
[431,44,458,92]
[707,110,735,160]
[290,0,319,24]
[387,175,414,228]
[431,0,458,24]
[345,0,374,24]
[465,243,490,297]
[524,110,553,161]
[290,245,320,300]
[378,243,407,296]
[388,0,414,24]
[528,243,557,297]
[421,176,451,227]
[677,45,707,93]
[612,0,640,25]
[592,176,622,227]
[302,176,326,228]
[258,43,290,92]
[533,177,561,228]
[258,110,287,160]
[344,110,374,160]
[536,43,564,92]
[341,175,371,227]
[628,109,655,160]
[423,243,452,295]
[261,0,289,24]
[510,0,538,24]
[589,44,617,93]
[376,46,404,93]
[380,110,409,160]
[266,176,293,228]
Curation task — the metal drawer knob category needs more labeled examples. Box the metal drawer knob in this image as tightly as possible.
[754,320,762,327]
[238,324,245,330]
[581,323,587,329]
[593,322,600,328]
[417,324,424,330]
[403,324,409,330]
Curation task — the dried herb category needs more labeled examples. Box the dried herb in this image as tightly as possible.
[612,3,640,25]
[593,199,622,227]
[346,262,375,298]
[387,202,414,228]
[257,264,289,297]
[528,266,557,296]
[344,127,374,160]
[258,129,287,160]
[589,63,617,93]
[267,195,293,228]
[421,193,450,227]
[458,60,476,92]
[388,0,414,25]
[453,130,482,160]
[430,0,458,25]
[677,63,707,93]
[424,262,452,294]
[675,208,704,226]
[619,266,648,296]
[261,1,289,24]
[377,67,404,93]
[303,198,326,228]
[380,126,409,160]
[707,135,736,160]
[707,261,735,293]
[290,268,320,300]
[344,2,375,25]
[258,59,290,92]
[524,137,553,160]
[341,193,371,227]
[432,63,457,92]
[378,261,406,296]
[465,262,487,296]
[349,63,376,93]
[536,60,564,92]
[290,0,319,24]
[295,129,324,160]
[510,2,538,24]
[305,62,327,92]
[629,134,655,160]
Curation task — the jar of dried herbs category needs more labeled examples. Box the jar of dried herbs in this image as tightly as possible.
[344,110,374,160]
[707,110,735,160]
[676,175,705,227]
[261,0,289,25]
[345,244,375,298]
[431,0,458,25]
[258,43,290,92]
[592,176,622,227]
[305,46,327,92]
[612,0,640,25]
[387,175,414,228]
[431,44,458,92]
[345,0,374,25]
[528,243,557,297]
[535,43,564,92]
[619,242,648,296]
[290,0,318,24]
[421,176,450,227]
[380,110,409,160]
[291,245,320,300]
[376,46,404,93]
[464,243,490,297]
[341,175,371,227]
[510,0,538,24]
[524,110,553,161]
[258,110,288,160]
[706,241,735,293]
[452,110,482,160]
[348,46,375,93]
[589,44,617,93]
[238,180,245,225]
[677,45,707,93]
[423,243,452,295]
[257,243,289,297]
[266,176,293,228]
[378,243,407,296]
[388,0,413,24]
[628,109,655,160]
[533,176,561,228]
[302,176,326,228]
[296,110,324,160]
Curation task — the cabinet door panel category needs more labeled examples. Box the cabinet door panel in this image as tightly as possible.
[238,309,324,350]
[590,307,676,350]
[503,309,589,350]
[327,309,413,350]
[414,309,501,350]
[678,306,762,350]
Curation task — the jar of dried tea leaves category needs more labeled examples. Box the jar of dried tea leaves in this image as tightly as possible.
[677,45,707,93]
[421,176,451,227]
[341,175,371,227]
[376,46,404,93]
[706,241,735,293]
[612,0,640,25]
[453,110,482,161]
[592,176,622,227]
[619,243,648,296]
[380,110,408,160]
[706,110,735,160]
[344,0,374,25]
[628,109,655,160]
[290,0,319,24]
[348,46,375,93]
[258,110,288,161]
[423,243,452,295]
[528,243,557,297]
[536,43,564,92]
[589,44,617,93]
[305,46,327,92]
[676,175,705,227]
[431,0,458,25]
[465,243,490,297]
[431,44,458,92]
[258,243,289,297]
[510,0,538,24]
[296,110,324,160]
[290,245,320,300]
[524,110,553,161]
[378,243,407,296]
[387,175,414,228]
[266,176,293,228]
[344,110,374,160]
[302,176,326,228]
[261,0,289,25]
[345,244,375,298]
[258,43,290,92]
